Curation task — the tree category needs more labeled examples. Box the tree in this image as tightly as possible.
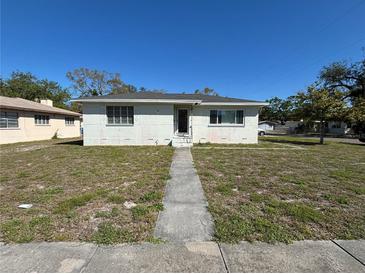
[259,97,293,123]
[111,84,137,94]
[69,101,82,113]
[66,68,127,96]
[291,86,346,144]
[319,59,365,98]
[346,97,365,133]
[194,87,218,96]
[0,72,71,109]
[319,59,365,132]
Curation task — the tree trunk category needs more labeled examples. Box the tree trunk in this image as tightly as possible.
[319,119,325,144]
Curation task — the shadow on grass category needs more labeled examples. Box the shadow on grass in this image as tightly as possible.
[263,138,322,146]
[56,139,83,146]
[340,142,365,147]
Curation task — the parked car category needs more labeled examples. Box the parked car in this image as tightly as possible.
[258,128,266,136]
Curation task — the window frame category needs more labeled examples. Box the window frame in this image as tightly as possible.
[331,121,342,129]
[0,111,19,129]
[106,106,134,126]
[34,114,50,125]
[209,109,245,126]
[65,117,75,126]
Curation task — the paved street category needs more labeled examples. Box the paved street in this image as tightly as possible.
[0,240,364,272]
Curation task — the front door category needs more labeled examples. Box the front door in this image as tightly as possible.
[177,109,188,133]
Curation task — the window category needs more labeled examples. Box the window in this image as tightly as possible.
[0,111,19,128]
[210,110,244,125]
[65,117,75,125]
[332,121,342,128]
[34,115,50,125]
[210,110,218,124]
[106,106,134,125]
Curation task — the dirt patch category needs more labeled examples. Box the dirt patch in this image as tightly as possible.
[15,144,50,152]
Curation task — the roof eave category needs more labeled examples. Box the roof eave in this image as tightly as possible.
[71,98,269,106]
[71,99,203,104]
[200,102,269,106]
[0,105,81,117]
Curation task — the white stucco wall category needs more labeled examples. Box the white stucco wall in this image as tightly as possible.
[0,109,81,144]
[82,103,174,146]
[191,105,259,144]
[82,103,260,145]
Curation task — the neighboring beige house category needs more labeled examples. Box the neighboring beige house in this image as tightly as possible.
[0,96,81,144]
[73,92,268,147]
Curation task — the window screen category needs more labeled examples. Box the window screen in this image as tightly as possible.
[107,106,134,125]
[0,111,19,128]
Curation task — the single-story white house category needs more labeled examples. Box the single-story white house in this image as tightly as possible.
[0,96,81,144]
[73,92,268,147]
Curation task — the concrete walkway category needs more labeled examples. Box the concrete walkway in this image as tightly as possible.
[154,148,214,242]
[0,240,364,272]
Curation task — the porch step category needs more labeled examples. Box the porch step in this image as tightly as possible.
[172,136,193,147]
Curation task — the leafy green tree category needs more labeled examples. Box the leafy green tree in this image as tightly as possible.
[69,101,82,113]
[0,72,71,109]
[66,68,127,96]
[291,86,346,144]
[319,58,365,132]
[346,97,365,132]
[194,87,218,96]
[259,97,293,123]
[319,59,365,98]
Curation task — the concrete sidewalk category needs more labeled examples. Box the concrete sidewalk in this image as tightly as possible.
[0,240,364,272]
[154,148,214,242]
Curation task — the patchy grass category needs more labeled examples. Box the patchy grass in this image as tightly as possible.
[95,207,120,219]
[92,222,133,244]
[192,136,365,243]
[140,191,163,202]
[0,138,173,244]
[195,140,290,148]
[1,216,53,243]
[53,191,106,214]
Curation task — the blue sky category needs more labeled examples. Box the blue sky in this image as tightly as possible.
[1,0,365,100]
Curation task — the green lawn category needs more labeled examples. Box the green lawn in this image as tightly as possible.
[0,138,173,244]
[192,137,365,243]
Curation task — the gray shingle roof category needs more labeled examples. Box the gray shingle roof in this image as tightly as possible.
[74,92,264,103]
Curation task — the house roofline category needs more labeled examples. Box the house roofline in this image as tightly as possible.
[71,98,268,106]
[71,99,202,104]
[200,102,269,106]
[0,105,81,117]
